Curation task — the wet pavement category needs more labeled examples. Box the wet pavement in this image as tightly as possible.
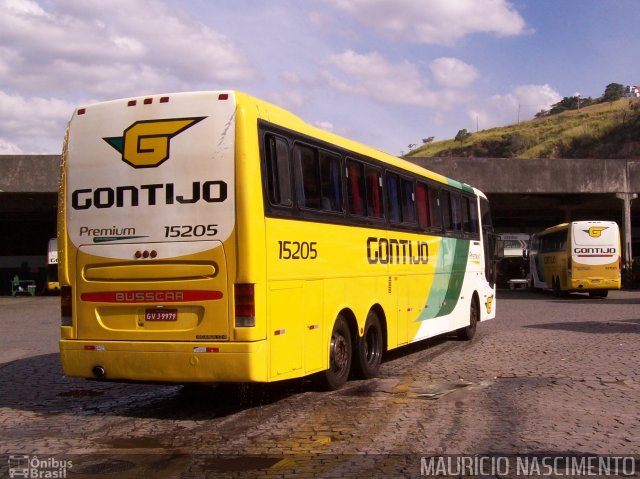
[0,290,639,477]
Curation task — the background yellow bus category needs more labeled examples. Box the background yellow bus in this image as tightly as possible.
[528,221,621,297]
[58,90,497,389]
[46,238,60,293]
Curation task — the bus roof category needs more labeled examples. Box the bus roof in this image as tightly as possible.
[532,220,619,237]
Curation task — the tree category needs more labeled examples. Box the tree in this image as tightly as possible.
[603,83,625,102]
[455,129,471,142]
[422,136,435,144]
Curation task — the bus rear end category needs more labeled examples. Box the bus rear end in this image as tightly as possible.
[570,221,621,296]
[59,91,267,382]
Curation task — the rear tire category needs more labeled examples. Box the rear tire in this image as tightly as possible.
[353,310,383,379]
[318,315,352,390]
[457,297,478,341]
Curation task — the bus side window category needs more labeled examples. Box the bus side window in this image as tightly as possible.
[265,135,292,207]
[365,166,383,218]
[294,144,321,210]
[441,190,453,231]
[450,193,462,232]
[319,151,343,212]
[386,173,402,223]
[429,186,443,231]
[346,159,366,216]
[401,178,416,224]
[416,182,431,228]
[462,196,479,236]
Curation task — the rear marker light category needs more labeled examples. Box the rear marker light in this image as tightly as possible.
[194,347,220,353]
[218,93,229,100]
[134,250,157,259]
[235,283,255,327]
[160,97,169,103]
[84,345,105,351]
[77,108,86,115]
[144,98,153,105]
[128,100,137,106]
[274,329,286,336]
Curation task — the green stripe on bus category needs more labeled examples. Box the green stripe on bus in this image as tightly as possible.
[417,237,470,321]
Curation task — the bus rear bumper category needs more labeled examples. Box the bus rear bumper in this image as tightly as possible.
[59,339,268,383]
[570,278,621,290]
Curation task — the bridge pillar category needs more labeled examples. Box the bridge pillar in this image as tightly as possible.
[616,192,637,286]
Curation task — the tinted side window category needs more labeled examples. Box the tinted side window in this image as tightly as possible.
[346,159,366,216]
[386,173,402,223]
[265,135,292,207]
[319,151,343,212]
[450,193,462,231]
[294,144,321,210]
[401,178,416,224]
[416,182,431,228]
[429,187,443,230]
[365,166,384,218]
[441,190,452,230]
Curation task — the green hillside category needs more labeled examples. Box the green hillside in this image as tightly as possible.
[406,99,640,159]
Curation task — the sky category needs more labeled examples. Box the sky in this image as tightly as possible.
[1,0,639,156]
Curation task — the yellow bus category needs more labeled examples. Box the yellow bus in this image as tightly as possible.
[46,238,60,293]
[528,221,621,298]
[58,90,497,389]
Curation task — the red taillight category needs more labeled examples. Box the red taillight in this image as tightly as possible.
[235,283,255,327]
[61,286,72,326]
[218,93,229,100]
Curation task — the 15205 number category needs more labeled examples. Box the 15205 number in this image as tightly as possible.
[164,224,218,238]
[278,241,318,260]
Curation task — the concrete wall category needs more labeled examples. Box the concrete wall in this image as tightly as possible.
[0,155,60,193]
[408,157,640,194]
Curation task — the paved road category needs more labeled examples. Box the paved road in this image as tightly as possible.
[0,290,639,478]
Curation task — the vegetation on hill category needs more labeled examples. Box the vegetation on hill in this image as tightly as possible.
[407,85,640,159]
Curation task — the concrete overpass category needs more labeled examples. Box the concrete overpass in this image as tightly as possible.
[1,155,638,292]
[409,157,640,276]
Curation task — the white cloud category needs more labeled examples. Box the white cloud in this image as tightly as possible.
[468,84,562,130]
[326,0,529,45]
[0,0,255,98]
[0,138,24,154]
[429,57,479,89]
[321,50,437,107]
[0,90,74,153]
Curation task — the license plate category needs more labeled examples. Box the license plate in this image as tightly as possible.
[145,308,178,321]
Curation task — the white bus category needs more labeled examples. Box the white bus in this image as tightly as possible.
[528,221,621,297]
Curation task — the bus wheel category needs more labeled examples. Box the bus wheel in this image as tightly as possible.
[353,310,383,379]
[319,315,352,390]
[457,297,478,341]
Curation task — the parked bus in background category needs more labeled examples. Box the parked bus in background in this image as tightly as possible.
[46,238,60,293]
[497,233,529,289]
[58,90,497,390]
[528,221,621,297]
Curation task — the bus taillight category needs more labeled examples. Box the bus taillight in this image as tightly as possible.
[234,283,255,327]
[61,286,72,326]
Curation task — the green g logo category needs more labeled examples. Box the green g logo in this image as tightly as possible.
[104,117,205,168]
